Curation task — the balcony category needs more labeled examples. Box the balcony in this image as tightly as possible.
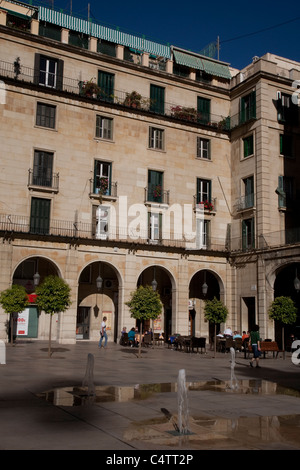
[89,179,118,200]
[193,196,217,214]
[234,194,255,212]
[28,169,59,192]
[145,186,170,205]
[0,212,228,251]
[0,59,232,130]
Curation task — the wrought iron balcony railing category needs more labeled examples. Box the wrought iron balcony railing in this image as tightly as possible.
[145,186,170,205]
[28,169,59,191]
[0,212,228,251]
[0,59,234,130]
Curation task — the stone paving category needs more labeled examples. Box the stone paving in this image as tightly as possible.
[0,340,300,451]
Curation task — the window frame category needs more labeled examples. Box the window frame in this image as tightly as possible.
[197,137,211,160]
[243,134,254,158]
[95,115,113,140]
[149,126,165,151]
[196,178,211,204]
[94,160,112,195]
[36,102,56,129]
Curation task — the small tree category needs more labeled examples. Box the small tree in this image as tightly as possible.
[204,297,228,357]
[125,285,162,357]
[268,296,297,358]
[35,275,71,358]
[0,284,29,344]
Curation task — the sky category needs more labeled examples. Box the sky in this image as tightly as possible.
[37,0,300,70]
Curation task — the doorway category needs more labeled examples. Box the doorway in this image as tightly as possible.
[76,307,90,339]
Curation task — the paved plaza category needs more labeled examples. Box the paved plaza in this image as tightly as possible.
[0,340,300,451]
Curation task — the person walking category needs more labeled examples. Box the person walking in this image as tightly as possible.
[249,324,261,368]
[99,316,108,348]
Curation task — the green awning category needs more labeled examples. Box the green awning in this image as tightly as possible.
[38,7,171,59]
[173,49,231,79]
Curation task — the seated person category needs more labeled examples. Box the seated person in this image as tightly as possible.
[233,331,242,339]
[128,327,138,346]
[223,327,233,337]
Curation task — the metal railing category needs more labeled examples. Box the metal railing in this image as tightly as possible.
[0,59,234,130]
[28,169,59,190]
[0,212,228,251]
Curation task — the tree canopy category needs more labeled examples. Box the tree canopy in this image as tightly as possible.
[0,284,29,315]
[204,297,228,324]
[126,285,162,321]
[35,275,71,315]
[268,296,297,325]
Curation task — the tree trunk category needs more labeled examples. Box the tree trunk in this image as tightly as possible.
[282,325,285,360]
[48,314,53,358]
[138,322,142,358]
[214,323,217,358]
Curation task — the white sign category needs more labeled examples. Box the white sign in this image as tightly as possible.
[16,308,29,336]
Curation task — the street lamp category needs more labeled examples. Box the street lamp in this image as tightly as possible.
[294,268,300,293]
[96,262,103,291]
[33,258,40,287]
[151,267,157,291]
[202,270,208,296]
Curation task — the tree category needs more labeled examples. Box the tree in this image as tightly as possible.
[35,275,71,358]
[204,297,228,357]
[268,296,297,358]
[0,284,29,344]
[125,285,162,357]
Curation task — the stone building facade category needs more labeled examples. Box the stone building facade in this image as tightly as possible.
[0,1,299,345]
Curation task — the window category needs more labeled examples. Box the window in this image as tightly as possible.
[277,93,297,123]
[196,178,211,204]
[196,219,210,249]
[148,212,162,242]
[94,161,112,195]
[98,71,114,102]
[243,176,254,208]
[94,205,110,240]
[147,170,163,203]
[96,115,113,140]
[149,127,164,150]
[242,218,255,250]
[197,97,210,124]
[240,91,256,124]
[277,175,294,208]
[243,135,254,158]
[34,54,63,90]
[33,150,53,187]
[36,102,56,129]
[150,85,165,114]
[197,137,210,159]
[30,197,51,235]
[280,134,293,157]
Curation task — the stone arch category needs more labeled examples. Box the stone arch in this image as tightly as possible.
[77,259,123,343]
[136,263,176,338]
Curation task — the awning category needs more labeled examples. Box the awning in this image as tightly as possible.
[173,49,231,79]
[38,7,171,59]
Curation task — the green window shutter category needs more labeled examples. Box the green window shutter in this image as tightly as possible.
[197,97,210,124]
[243,135,253,157]
[98,71,114,102]
[30,198,51,235]
[277,175,286,208]
[33,151,53,187]
[150,85,165,114]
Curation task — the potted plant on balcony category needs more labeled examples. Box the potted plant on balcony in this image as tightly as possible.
[123,90,142,109]
[97,177,109,203]
[199,200,214,212]
[81,78,100,98]
[171,105,197,122]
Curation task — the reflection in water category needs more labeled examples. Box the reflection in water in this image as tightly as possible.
[37,379,300,449]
